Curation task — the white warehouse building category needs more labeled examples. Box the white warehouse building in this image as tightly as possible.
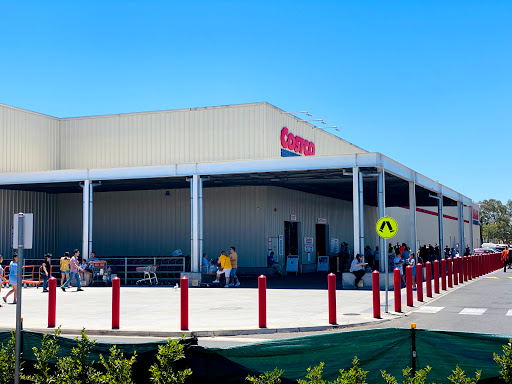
[0,102,480,273]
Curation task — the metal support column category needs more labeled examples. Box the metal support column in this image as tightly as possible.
[88,182,101,259]
[190,175,201,273]
[352,167,360,257]
[378,169,387,312]
[82,180,90,261]
[409,181,417,256]
[458,202,464,253]
[358,171,365,257]
[469,205,474,252]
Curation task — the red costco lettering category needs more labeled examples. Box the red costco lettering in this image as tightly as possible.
[280,127,315,156]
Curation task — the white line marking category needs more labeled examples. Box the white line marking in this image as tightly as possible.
[459,308,487,315]
[506,310,512,316]
[415,306,444,314]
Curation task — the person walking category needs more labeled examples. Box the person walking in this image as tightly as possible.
[502,246,509,273]
[374,246,380,272]
[229,246,240,287]
[61,249,85,292]
[3,253,19,304]
[60,252,70,286]
[42,253,52,293]
[0,255,6,306]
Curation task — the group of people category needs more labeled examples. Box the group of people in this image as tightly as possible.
[201,246,241,287]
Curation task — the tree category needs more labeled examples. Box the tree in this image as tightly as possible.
[149,338,192,384]
[479,199,512,243]
[494,340,512,383]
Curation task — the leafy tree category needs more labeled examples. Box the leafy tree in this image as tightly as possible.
[246,368,284,384]
[479,199,512,243]
[54,329,102,384]
[149,337,192,384]
[446,365,480,383]
[494,340,512,383]
[26,328,62,384]
[381,366,432,384]
[0,332,19,384]
[98,345,136,384]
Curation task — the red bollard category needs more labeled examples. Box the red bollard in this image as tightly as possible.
[416,263,423,302]
[476,255,480,277]
[180,276,189,331]
[112,276,120,329]
[258,275,267,328]
[394,268,401,312]
[458,257,463,283]
[463,256,468,281]
[433,260,439,293]
[447,258,453,288]
[372,271,380,318]
[441,259,447,290]
[406,266,413,307]
[469,256,473,280]
[453,257,459,285]
[48,276,57,328]
[328,273,337,324]
[425,262,432,298]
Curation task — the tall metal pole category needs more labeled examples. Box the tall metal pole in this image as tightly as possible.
[358,171,365,257]
[409,181,417,260]
[352,167,360,257]
[14,213,24,384]
[378,170,387,312]
[438,195,444,258]
[82,180,90,261]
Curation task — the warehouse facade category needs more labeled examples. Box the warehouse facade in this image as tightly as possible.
[0,102,480,272]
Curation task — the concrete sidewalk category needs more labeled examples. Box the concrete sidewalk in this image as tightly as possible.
[0,273,482,338]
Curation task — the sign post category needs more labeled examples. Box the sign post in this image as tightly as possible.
[376,216,398,313]
[13,213,33,384]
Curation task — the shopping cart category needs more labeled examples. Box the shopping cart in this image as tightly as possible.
[136,265,159,285]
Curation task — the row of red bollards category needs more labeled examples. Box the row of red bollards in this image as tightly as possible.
[45,253,504,330]
[375,252,503,318]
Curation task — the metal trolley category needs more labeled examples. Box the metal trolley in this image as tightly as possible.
[135,264,159,285]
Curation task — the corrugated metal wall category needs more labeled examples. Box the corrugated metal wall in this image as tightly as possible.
[58,104,269,169]
[0,104,59,172]
[56,189,190,257]
[0,189,57,259]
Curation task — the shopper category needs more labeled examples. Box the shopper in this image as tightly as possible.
[3,253,19,304]
[213,250,232,287]
[229,246,240,287]
[61,249,85,292]
[60,252,70,286]
[502,246,509,273]
[0,255,6,306]
[42,253,52,292]
[349,254,367,289]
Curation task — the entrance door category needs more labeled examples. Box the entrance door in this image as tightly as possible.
[315,224,329,257]
[284,221,300,256]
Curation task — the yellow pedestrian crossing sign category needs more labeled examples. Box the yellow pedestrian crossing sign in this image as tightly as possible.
[376,216,398,239]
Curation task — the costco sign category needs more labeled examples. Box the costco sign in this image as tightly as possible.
[280,127,315,156]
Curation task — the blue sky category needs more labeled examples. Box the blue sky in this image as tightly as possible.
[1,1,510,203]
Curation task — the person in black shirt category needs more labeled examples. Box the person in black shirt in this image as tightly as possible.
[42,253,52,293]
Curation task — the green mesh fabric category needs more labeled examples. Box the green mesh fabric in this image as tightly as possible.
[0,328,509,383]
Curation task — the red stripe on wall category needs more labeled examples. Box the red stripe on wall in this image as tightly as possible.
[399,207,458,221]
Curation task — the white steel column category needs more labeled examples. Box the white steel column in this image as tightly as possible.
[199,177,204,267]
[190,175,201,273]
[88,184,93,258]
[469,205,474,251]
[352,167,360,257]
[458,201,464,252]
[358,171,365,256]
[438,195,444,258]
[82,180,90,261]
[409,181,417,255]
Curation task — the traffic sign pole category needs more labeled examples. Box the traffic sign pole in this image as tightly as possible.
[14,214,24,384]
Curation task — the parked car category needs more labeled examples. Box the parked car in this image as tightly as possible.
[473,247,497,254]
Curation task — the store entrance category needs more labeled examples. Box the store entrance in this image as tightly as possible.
[284,221,300,256]
[315,224,329,257]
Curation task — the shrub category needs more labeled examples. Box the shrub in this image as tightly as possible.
[25,328,62,384]
[0,332,18,384]
[246,368,284,384]
[98,345,136,384]
[494,339,512,383]
[446,365,481,383]
[149,337,192,384]
[381,366,432,384]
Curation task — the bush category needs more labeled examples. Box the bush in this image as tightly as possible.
[149,337,192,384]
[98,345,136,384]
[447,365,481,384]
[246,368,284,384]
[0,332,18,384]
[26,328,62,384]
[495,339,512,383]
[381,366,432,384]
